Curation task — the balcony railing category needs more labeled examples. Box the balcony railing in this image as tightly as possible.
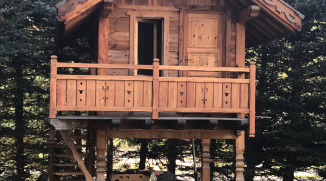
[49,56,256,136]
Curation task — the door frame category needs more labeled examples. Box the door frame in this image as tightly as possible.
[128,11,170,76]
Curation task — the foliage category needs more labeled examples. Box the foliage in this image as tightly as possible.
[1,0,326,181]
[245,0,326,180]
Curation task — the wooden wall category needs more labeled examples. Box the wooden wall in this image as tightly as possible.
[105,0,239,77]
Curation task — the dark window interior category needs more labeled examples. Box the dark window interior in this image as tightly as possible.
[137,19,163,75]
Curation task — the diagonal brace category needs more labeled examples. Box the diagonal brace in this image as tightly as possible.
[59,130,93,181]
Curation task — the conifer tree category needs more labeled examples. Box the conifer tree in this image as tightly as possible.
[245,0,326,180]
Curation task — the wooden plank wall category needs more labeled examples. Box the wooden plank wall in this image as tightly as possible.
[107,0,231,77]
[158,82,249,109]
[107,8,179,76]
[56,80,152,108]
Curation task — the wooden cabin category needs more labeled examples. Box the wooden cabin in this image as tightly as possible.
[48,0,304,180]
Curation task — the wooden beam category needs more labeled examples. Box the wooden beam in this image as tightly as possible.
[238,5,260,23]
[98,2,112,75]
[105,130,237,139]
[178,8,185,77]
[59,131,93,181]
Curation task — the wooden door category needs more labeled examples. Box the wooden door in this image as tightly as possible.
[185,12,224,78]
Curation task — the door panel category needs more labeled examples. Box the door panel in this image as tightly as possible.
[186,12,224,78]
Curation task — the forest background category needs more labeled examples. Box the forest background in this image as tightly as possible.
[1,0,326,181]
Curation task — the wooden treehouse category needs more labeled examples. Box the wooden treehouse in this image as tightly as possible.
[48,0,304,180]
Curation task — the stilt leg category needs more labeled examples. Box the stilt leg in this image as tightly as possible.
[235,131,245,181]
[96,129,106,181]
[201,139,210,181]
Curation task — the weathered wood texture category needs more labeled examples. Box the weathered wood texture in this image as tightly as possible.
[107,8,179,76]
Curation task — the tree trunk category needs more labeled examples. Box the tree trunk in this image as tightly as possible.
[14,60,25,181]
[244,162,255,181]
[167,140,178,175]
[139,139,148,170]
[210,139,216,181]
[283,168,295,181]
[107,138,114,179]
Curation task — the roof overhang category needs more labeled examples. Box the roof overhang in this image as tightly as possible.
[56,0,104,47]
[55,0,304,47]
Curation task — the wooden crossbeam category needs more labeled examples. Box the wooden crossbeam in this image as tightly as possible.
[105,130,237,139]
[238,5,260,23]
[59,131,93,181]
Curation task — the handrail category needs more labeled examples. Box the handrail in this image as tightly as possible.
[56,75,153,81]
[159,65,250,72]
[159,77,250,83]
[56,62,250,73]
[56,62,153,69]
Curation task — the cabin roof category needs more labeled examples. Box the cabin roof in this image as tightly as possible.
[55,0,304,47]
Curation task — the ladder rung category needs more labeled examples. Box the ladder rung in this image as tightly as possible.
[54,154,86,158]
[54,163,78,166]
[53,172,84,175]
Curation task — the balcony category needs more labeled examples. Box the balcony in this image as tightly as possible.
[49,56,256,135]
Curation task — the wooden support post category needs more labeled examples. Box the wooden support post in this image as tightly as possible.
[96,129,106,181]
[249,61,256,137]
[97,2,112,76]
[49,55,57,118]
[97,0,112,116]
[201,139,210,181]
[48,130,55,181]
[178,9,185,77]
[235,131,245,181]
[236,22,246,134]
[152,58,160,119]
[59,130,93,181]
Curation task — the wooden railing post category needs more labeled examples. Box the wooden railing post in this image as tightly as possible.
[249,61,256,137]
[152,59,160,119]
[49,55,57,118]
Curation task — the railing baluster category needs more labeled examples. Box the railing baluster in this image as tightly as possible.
[49,55,57,118]
[249,61,256,137]
[152,59,160,119]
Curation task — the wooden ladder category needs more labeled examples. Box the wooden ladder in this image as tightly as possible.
[48,129,96,181]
